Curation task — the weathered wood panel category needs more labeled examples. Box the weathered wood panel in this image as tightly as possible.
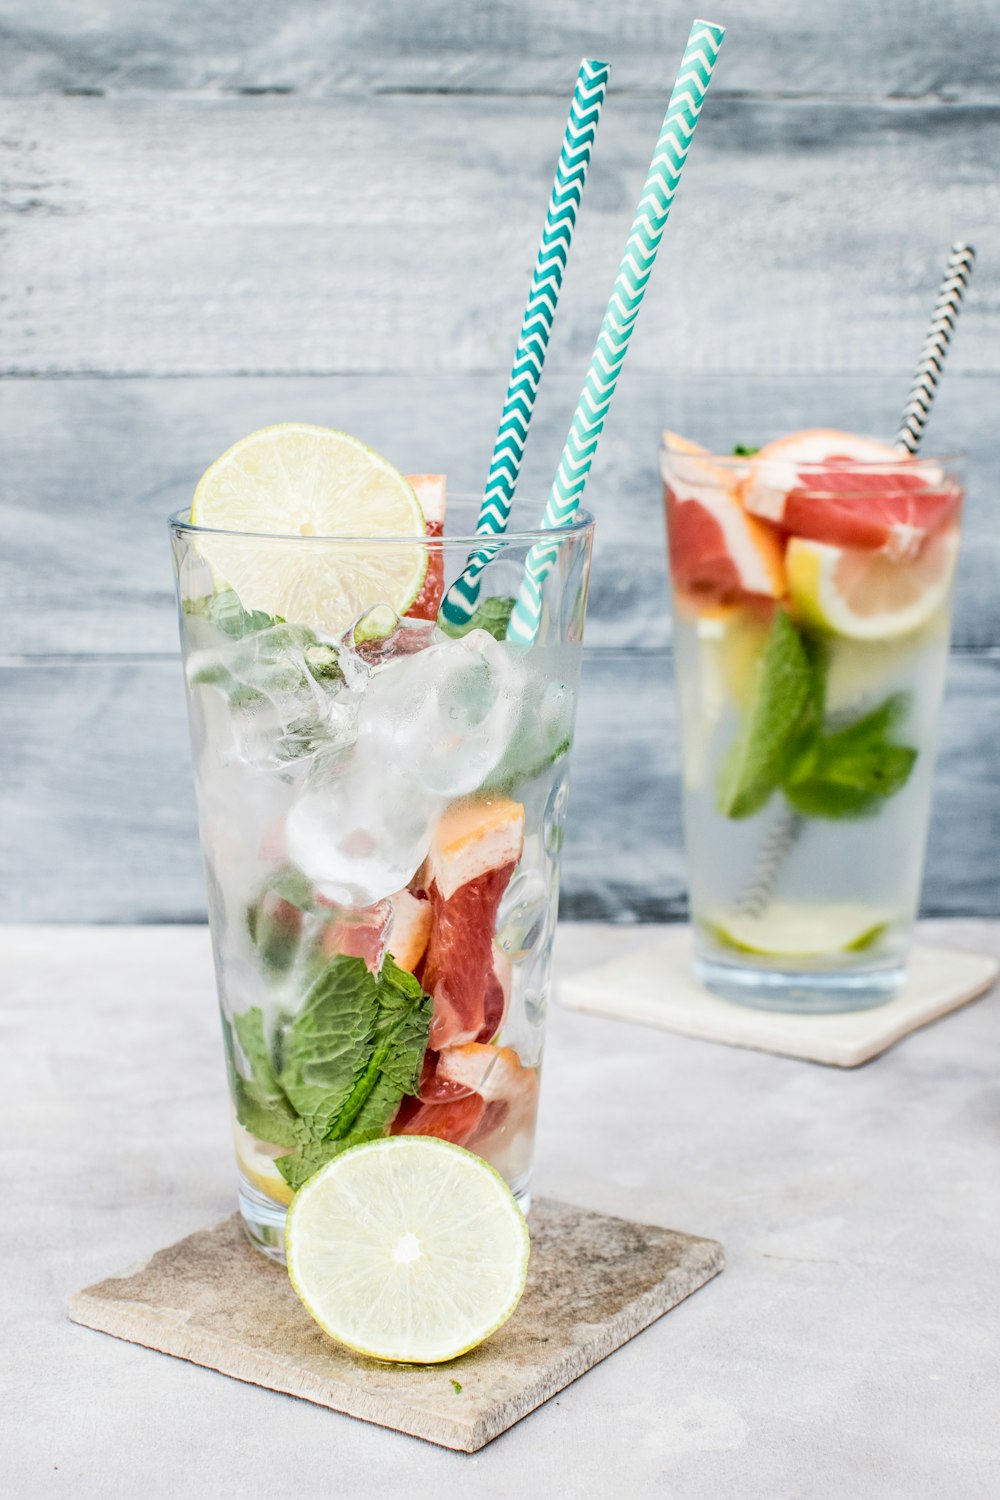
[2,1,998,101]
[2,373,995,656]
[2,651,996,923]
[1,96,997,376]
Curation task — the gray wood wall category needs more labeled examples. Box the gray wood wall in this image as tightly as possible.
[2,2,998,922]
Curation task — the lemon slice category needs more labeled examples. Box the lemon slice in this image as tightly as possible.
[233,1121,294,1208]
[706,903,891,958]
[190,424,427,635]
[286,1137,530,1364]
[786,527,959,641]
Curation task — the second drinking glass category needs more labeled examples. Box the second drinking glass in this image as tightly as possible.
[661,434,965,1012]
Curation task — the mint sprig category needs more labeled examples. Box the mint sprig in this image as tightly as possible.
[783,695,917,819]
[223,954,432,1191]
[716,609,918,823]
[717,609,818,818]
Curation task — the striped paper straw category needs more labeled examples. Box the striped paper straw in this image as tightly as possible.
[895,242,976,453]
[439,58,611,627]
[507,19,725,646]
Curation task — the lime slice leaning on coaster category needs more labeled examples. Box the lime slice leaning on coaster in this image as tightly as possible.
[286,1137,530,1364]
[190,423,428,636]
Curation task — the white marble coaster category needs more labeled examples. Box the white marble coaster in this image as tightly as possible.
[559,928,999,1068]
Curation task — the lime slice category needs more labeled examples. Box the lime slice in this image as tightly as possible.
[190,424,427,635]
[705,903,891,958]
[286,1137,530,1364]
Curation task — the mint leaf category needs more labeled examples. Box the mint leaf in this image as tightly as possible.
[276,956,382,1135]
[717,609,819,819]
[784,694,917,819]
[274,956,431,1189]
[439,595,515,642]
[221,1012,303,1150]
[224,950,431,1190]
[732,443,761,457]
[208,589,282,638]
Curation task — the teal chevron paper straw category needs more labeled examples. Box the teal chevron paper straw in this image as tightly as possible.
[507,18,725,646]
[439,57,610,627]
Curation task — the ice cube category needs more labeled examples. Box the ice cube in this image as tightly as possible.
[189,624,361,773]
[285,765,440,908]
[359,629,521,798]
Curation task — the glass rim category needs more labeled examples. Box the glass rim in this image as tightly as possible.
[659,440,966,471]
[168,500,596,547]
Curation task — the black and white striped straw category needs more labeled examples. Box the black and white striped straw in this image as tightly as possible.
[735,245,975,922]
[895,242,976,454]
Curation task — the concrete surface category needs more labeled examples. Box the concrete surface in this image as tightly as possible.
[6,920,1000,1496]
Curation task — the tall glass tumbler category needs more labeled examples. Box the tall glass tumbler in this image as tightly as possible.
[170,498,593,1260]
[660,439,965,1013]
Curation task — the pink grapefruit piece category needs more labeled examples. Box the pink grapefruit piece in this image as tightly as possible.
[661,432,786,605]
[386,887,432,973]
[742,429,961,556]
[391,1091,487,1145]
[419,797,525,1050]
[436,1044,540,1181]
[405,474,446,621]
[320,900,392,972]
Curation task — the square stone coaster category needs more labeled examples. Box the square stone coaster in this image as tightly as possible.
[559,928,999,1068]
[68,1199,723,1452]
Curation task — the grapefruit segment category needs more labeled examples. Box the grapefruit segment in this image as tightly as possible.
[423,862,518,1049]
[426,795,526,902]
[405,474,446,621]
[742,430,961,555]
[391,1091,486,1145]
[436,1044,540,1181]
[387,887,432,973]
[419,796,525,1050]
[320,900,391,972]
[661,433,785,605]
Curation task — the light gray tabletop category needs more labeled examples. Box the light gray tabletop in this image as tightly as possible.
[7,920,999,1498]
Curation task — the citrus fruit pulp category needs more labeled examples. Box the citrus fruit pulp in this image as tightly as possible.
[786,526,959,640]
[661,432,785,604]
[285,1136,530,1364]
[742,429,961,555]
[405,473,447,621]
[190,424,428,635]
[416,796,525,1050]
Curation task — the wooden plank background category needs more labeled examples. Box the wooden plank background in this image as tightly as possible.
[1,1,997,921]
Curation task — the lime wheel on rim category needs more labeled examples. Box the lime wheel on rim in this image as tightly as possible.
[190,424,428,636]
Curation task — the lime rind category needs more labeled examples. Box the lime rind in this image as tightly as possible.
[286,1136,530,1365]
[702,910,891,960]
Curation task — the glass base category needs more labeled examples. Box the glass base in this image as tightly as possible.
[239,1173,534,1265]
[695,955,906,1014]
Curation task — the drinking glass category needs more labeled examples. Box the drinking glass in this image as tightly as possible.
[170,498,594,1259]
[660,439,965,1012]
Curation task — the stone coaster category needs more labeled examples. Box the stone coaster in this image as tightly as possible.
[559,928,999,1068]
[68,1199,723,1453]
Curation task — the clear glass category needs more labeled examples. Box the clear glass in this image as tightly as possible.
[660,441,965,1012]
[170,497,593,1260]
